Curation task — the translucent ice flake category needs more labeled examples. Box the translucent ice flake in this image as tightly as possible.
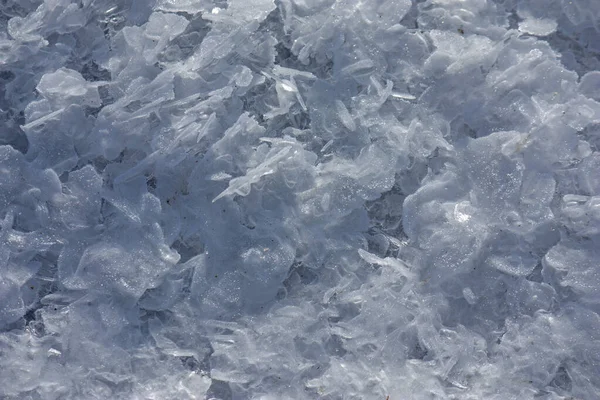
[58,165,103,230]
[335,100,356,131]
[358,249,414,278]
[155,0,213,13]
[544,240,600,304]
[213,145,295,202]
[0,278,25,329]
[37,68,102,108]
[518,16,558,36]
[579,71,600,101]
[145,12,189,42]
[65,235,175,299]
[227,0,276,23]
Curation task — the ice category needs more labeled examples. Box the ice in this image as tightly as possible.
[334,99,356,131]
[145,12,189,42]
[544,240,600,305]
[37,68,102,108]
[155,0,213,14]
[0,278,24,329]
[519,15,559,36]
[1,0,600,398]
[64,238,172,298]
[579,71,600,101]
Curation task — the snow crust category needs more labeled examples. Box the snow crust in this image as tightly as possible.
[1,0,600,399]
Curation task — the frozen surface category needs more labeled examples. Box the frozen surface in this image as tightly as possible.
[1,0,600,399]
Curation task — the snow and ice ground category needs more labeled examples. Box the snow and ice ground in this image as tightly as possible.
[1,0,600,399]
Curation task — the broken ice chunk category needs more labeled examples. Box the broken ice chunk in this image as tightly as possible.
[36,68,102,108]
[145,12,189,41]
[518,14,558,36]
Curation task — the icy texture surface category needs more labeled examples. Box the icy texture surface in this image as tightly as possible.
[1,0,600,399]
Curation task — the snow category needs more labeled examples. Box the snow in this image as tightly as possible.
[1,0,600,399]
